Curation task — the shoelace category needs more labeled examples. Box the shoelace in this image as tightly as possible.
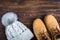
[39,31,51,40]
[48,25,60,40]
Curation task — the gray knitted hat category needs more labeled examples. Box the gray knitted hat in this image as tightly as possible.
[1,12,34,40]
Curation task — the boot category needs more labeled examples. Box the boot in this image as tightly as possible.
[33,19,51,40]
[44,15,60,40]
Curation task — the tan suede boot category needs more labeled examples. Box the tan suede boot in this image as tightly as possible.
[33,19,51,40]
[44,15,60,40]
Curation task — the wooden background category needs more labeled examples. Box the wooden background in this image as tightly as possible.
[0,0,60,40]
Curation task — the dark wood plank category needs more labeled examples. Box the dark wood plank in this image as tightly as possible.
[0,0,60,40]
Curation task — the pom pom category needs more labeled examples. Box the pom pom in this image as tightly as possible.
[1,12,18,26]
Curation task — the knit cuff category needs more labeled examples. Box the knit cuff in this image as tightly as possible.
[10,29,34,40]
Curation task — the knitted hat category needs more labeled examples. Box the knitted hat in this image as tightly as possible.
[1,12,34,40]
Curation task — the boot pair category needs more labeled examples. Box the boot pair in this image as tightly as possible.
[33,15,60,40]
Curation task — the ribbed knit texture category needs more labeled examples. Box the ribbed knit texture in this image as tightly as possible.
[5,21,34,40]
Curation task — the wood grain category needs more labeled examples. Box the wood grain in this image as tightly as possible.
[0,0,60,40]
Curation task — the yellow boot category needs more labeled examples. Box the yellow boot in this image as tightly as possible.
[44,15,60,40]
[33,19,51,40]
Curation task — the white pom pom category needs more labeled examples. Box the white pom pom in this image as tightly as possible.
[1,12,18,26]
